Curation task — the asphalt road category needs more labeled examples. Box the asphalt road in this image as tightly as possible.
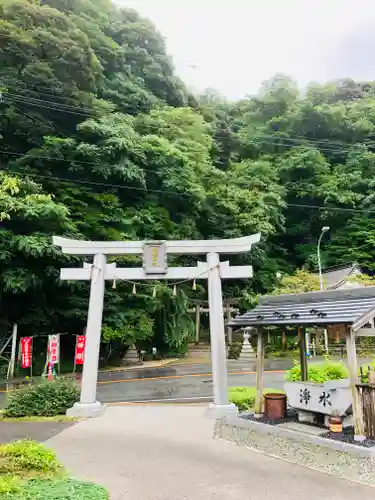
[0,362,286,407]
[96,363,285,403]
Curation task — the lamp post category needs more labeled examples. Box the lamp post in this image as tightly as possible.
[317,226,330,353]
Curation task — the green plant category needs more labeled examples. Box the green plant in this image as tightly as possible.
[4,379,79,418]
[4,478,109,500]
[285,361,348,383]
[0,441,108,499]
[0,475,22,495]
[359,360,375,383]
[229,387,285,412]
[0,440,64,476]
[228,342,242,360]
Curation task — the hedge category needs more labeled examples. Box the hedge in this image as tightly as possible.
[0,440,108,499]
[4,379,79,418]
[285,361,349,383]
[229,386,285,412]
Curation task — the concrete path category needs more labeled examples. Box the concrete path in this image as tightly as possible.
[47,405,375,500]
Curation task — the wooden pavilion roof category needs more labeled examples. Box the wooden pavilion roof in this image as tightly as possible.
[229,287,375,332]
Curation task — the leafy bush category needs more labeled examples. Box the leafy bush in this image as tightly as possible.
[0,475,22,495]
[0,441,109,499]
[4,379,79,418]
[0,440,63,476]
[285,361,348,383]
[228,342,242,360]
[229,386,285,412]
[5,478,109,500]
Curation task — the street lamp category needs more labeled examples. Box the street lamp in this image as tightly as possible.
[317,226,330,354]
[317,226,330,291]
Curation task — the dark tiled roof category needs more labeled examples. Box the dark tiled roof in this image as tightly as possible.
[229,287,375,328]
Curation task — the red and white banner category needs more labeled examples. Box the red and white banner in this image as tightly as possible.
[21,337,32,369]
[48,334,60,365]
[75,335,86,365]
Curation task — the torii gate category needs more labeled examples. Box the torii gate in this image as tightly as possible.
[53,233,261,418]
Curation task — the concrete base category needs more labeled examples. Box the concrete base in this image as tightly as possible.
[66,401,105,418]
[214,415,375,485]
[206,402,238,419]
[298,410,315,424]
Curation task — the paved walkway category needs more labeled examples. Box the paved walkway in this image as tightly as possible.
[0,420,76,444]
[46,405,375,500]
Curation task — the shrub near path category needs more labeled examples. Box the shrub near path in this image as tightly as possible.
[0,440,109,499]
[229,387,285,412]
[4,379,80,418]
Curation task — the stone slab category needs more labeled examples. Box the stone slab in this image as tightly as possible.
[278,421,324,436]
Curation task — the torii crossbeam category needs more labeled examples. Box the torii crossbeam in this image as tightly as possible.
[53,234,261,418]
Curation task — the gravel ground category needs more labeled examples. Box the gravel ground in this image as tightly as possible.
[321,429,375,448]
[241,411,375,448]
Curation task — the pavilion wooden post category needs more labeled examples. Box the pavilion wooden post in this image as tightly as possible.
[254,330,265,416]
[195,303,201,345]
[346,327,365,441]
[281,331,286,351]
[299,327,308,381]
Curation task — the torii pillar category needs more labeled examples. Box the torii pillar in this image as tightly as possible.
[53,234,260,418]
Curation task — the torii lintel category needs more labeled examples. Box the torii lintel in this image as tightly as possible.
[52,234,261,256]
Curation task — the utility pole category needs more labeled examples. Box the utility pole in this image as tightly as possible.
[317,226,330,353]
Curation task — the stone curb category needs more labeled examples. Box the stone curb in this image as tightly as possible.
[214,416,375,485]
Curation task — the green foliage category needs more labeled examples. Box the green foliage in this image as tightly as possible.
[0,440,108,499]
[359,360,375,383]
[0,475,22,495]
[4,478,109,500]
[229,387,285,412]
[4,379,80,418]
[2,0,375,350]
[285,361,349,383]
[228,341,242,360]
[274,269,321,294]
[0,440,63,475]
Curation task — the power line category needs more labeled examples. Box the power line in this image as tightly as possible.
[3,84,375,153]
[287,203,375,214]
[0,79,86,102]
[3,164,375,215]
[4,91,96,115]
[0,148,180,179]
[3,92,97,119]
[1,166,192,197]
[3,85,375,155]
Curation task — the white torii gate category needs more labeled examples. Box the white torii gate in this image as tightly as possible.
[53,233,261,418]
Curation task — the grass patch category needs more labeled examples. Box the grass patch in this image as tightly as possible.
[0,440,64,476]
[4,478,109,499]
[229,386,285,412]
[0,440,109,499]
[0,412,79,423]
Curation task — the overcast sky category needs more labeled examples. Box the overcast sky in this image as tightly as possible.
[116,0,375,100]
